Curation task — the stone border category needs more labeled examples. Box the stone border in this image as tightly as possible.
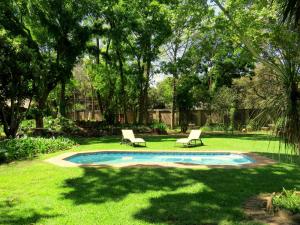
[45,150,276,169]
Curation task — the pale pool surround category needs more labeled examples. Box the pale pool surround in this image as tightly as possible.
[46,150,276,169]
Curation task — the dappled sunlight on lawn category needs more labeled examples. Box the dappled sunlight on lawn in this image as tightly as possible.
[0,135,298,225]
[61,161,300,224]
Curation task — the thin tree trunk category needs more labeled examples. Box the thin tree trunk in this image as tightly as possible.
[171,77,177,129]
[73,92,76,121]
[91,86,95,120]
[116,46,128,123]
[143,58,151,124]
[171,42,179,129]
[59,79,66,117]
[96,38,100,65]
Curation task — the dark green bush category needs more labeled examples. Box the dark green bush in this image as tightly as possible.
[0,137,75,162]
[272,188,300,214]
[151,121,168,134]
[44,116,80,133]
[20,120,35,132]
[201,123,227,132]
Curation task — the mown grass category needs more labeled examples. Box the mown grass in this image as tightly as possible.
[74,133,280,151]
[0,133,299,225]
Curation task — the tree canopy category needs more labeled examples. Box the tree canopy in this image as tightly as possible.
[0,0,300,154]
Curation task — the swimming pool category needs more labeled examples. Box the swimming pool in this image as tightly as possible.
[64,152,255,166]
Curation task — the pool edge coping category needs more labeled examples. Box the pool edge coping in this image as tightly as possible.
[45,150,276,169]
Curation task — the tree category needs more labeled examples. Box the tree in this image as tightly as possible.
[0,0,41,137]
[148,77,173,109]
[86,0,172,124]
[161,0,209,128]
[127,0,172,124]
[281,0,300,27]
[213,0,300,153]
[86,59,120,124]
[27,0,91,127]
[176,74,209,132]
[211,86,238,130]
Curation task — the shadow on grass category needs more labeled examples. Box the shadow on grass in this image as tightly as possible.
[0,202,59,225]
[203,133,278,141]
[62,155,300,224]
[256,152,300,165]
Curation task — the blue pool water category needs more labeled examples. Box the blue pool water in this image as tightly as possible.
[65,152,255,165]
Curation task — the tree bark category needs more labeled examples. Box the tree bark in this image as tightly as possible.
[96,38,100,65]
[59,79,66,117]
[171,41,179,129]
[116,46,128,124]
[35,97,47,128]
[35,114,44,128]
[1,102,20,138]
[34,81,56,128]
[138,54,151,124]
[171,77,177,129]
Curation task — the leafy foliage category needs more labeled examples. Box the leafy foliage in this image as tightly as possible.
[214,0,300,154]
[44,116,81,133]
[0,136,75,162]
[272,188,300,214]
[151,121,168,134]
[211,86,237,129]
[148,78,173,109]
[0,1,43,138]
[176,74,209,132]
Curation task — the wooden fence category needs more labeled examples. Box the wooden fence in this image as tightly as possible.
[67,108,258,127]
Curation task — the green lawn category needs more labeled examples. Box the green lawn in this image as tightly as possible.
[1,133,299,225]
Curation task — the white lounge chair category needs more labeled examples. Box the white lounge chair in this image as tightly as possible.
[176,130,203,147]
[121,129,146,146]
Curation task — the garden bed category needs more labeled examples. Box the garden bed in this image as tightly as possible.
[244,192,300,225]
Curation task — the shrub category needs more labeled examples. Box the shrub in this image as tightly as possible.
[44,116,81,133]
[0,137,75,162]
[151,121,168,134]
[272,188,300,214]
[20,119,35,130]
[246,119,261,131]
[201,123,227,132]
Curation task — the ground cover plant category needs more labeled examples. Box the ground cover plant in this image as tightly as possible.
[0,133,299,225]
[272,188,300,214]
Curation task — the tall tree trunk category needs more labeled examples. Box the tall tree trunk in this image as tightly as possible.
[138,57,151,124]
[35,113,44,128]
[96,38,100,65]
[283,81,300,150]
[73,92,76,121]
[143,58,151,124]
[35,90,51,128]
[171,41,179,129]
[171,77,177,129]
[116,46,128,124]
[35,99,45,128]
[59,79,66,117]
[138,90,145,124]
[91,86,95,120]
[1,107,19,138]
[137,56,144,124]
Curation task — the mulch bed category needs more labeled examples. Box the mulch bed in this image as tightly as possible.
[244,194,300,225]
